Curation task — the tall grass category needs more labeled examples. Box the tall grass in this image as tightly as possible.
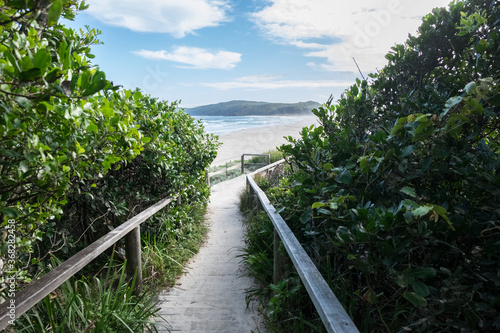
[209,168,241,186]
[17,256,165,332]
[248,149,284,164]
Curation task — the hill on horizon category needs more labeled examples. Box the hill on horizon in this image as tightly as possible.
[184,100,321,116]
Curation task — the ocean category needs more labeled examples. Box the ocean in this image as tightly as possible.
[192,115,304,135]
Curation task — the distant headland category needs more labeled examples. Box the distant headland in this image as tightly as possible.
[184,100,321,116]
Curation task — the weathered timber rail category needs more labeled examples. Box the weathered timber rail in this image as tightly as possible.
[246,160,360,333]
[0,195,178,331]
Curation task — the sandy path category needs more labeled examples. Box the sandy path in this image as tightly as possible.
[155,175,264,332]
[212,115,318,166]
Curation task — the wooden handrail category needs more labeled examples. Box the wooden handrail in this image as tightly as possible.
[0,195,176,331]
[247,162,359,333]
[241,153,270,173]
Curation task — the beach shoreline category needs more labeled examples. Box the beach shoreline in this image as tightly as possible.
[211,115,319,166]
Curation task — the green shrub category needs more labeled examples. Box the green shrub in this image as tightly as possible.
[0,0,219,280]
[271,1,500,332]
[0,2,218,330]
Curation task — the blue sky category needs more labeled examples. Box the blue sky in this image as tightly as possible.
[65,0,451,108]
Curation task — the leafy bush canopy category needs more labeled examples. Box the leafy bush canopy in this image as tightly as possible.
[0,0,219,282]
[275,0,499,331]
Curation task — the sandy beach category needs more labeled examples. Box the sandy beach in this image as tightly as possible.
[211,115,319,166]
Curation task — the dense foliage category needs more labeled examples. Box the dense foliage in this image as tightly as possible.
[0,1,219,329]
[266,0,499,331]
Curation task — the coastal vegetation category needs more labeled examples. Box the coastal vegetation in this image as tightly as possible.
[0,1,218,331]
[241,1,500,332]
[185,100,320,116]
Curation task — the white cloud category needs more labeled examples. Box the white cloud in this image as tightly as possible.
[197,75,353,90]
[85,0,229,37]
[133,46,241,70]
[251,0,452,72]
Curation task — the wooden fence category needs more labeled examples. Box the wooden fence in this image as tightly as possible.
[0,195,179,331]
[247,160,360,333]
[241,153,270,173]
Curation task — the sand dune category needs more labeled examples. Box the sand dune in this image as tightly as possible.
[211,115,319,166]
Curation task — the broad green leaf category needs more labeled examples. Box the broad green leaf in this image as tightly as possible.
[369,130,387,143]
[14,96,31,108]
[133,90,143,101]
[299,207,312,224]
[19,67,42,81]
[412,120,434,142]
[357,156,368,172]
[441,95,463,118]
[390,118,406,137]
[47,0,63,26]
[421,156,433,172]
[317,208,332,215]
[411,280,430,297]
[400,186,416,198]
[403,292,427,307]
[337,171,352,184]
[102,106,114,118]
[336,226,352,242]
[33,48,51,70]
[102,160,111,171]
[323,162,333,171]
[70,105,83,117]
[430,204,454,230]
[83,80,107,96]
[46,68,62,82]
[87,124,98,133]
[412,205,433,217]
[403,267,436,280]
[1,207,20,218]
[431,205,449,222]
[401,145,416,157]
[19,160,28,173]
[312,202,326,209]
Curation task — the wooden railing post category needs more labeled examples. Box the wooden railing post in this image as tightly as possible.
[241,154,245,173]
[125,226,143,295]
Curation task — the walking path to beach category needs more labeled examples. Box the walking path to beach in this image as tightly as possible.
[155,115,318,332]
[156,175,264,332]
